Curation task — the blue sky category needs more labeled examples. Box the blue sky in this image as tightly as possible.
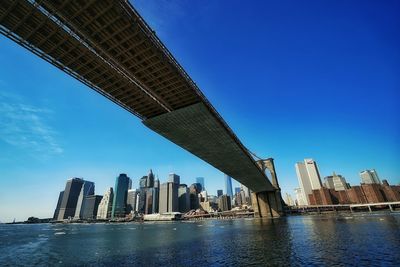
[0,0,399,222]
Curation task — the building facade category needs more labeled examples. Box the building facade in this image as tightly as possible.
[111,174,131,218]
[74,180,95,219]
[57,178,85,221]
[97,187,114,219]
[360,169,381,184]
[224,175,233,200]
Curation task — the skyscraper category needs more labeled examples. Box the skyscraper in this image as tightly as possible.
[234,187,241,194]
[81,195,102,220]
[178,184,190,213]
[153,179,160,213]
[217,190,223,197]
[360,169,381,184]
[57,178,85,221]
[111,174,131,218]
[224,175,233,199]
[196,177,205,191]
[304,159,322,190]
[324,172,349,191]
[146,169,155,188]
[53,191,64,220]
[218,195,231,211]
[295,159,323,205]
[159,181,179,213]
[127,189,138,214]
[74,180,95,219]
[168,173,180,184]
[97,187,114,219]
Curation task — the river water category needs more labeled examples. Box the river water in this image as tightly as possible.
[1,213,399,266]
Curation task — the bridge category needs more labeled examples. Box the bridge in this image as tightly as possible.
[0,0,283,217]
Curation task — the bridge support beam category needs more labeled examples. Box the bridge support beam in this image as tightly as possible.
[252,190,284,218]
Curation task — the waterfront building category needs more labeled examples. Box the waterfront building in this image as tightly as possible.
[111,173,131,218]
[97,187,114,219]
[295,163,312,205]
[137,188,147,214]
[324,173,349,191]
[285,193,294,206]
[153,182,160,213]
[74,180,95,219]
[178,184,190,213]
[145,188,155,214]
[159,181,179,213]
[295,159,322,205]
[218,195,231,211]
[196,177,205,190]
[168,173,180,184]
[81,195,102,219]
[57,178,85,221]
[189,183,200,209]
[146,169,155,188]
[53,191,64,220]
[217,190,223,197]
[127,189,138,214]
[139,176,148,188]
[304,159,323,189]
[224,175,233,199]
[294,188,306,206]
[360,169,381,184]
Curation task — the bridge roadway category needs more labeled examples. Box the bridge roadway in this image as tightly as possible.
[0,0,275,193]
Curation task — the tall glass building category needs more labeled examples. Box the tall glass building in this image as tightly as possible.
[57,178,85,221]
[224,175,233,199]
[196,177,205,191]
[111,173,131,218]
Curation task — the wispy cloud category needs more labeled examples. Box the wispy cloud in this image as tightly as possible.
[0,91,63,157]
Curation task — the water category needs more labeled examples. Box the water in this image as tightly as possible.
[1,214,400,266]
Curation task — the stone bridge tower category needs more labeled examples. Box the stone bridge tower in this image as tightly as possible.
[251,158,285,218]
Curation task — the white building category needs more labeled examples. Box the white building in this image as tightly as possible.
[294,188,306,206]
[295,159,323,205]
[97,187,113,219]
[324,172,348,191]
[360,169,381,184]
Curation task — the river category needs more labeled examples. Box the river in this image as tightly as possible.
[1,213,399,266]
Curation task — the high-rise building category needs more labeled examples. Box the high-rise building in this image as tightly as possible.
[168,173,180,184]
[196,177,205,191]
[224,175,233,199]
[153,179,160,213]
[234,187,241,194]
[218,195,231,211]
[295,159,323,205]
[111,173,131,218]
[81,195,102,220]
[97,187,114,219]
[74,180,95,219]
[146,169,155,188]
[127,189,138,214]
[241,184,252,205]
[178,184,190,213]
[294,188,306,206]
[139,176,148,188]
[159,181,179,213]
[189,183,200,210]
[144,188,155,214]
[304,159,322,190]
[325,172,349,191]
[137,188,147,214]
[285,193,294,206]
[53,191,64,220]
[57,178,85,221]
[360,169,381,184]
[217,190,223,197]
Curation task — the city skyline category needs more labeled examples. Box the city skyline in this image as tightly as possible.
[1,0,400,222]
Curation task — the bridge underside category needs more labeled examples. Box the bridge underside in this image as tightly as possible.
[144,103,274,192]
[0,0,275,193]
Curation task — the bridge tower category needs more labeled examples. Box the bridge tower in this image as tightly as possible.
[252,158,285,218]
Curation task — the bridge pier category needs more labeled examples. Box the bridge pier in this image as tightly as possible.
[252,190,284,218]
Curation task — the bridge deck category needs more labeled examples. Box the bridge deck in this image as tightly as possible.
[0,0,274,192]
